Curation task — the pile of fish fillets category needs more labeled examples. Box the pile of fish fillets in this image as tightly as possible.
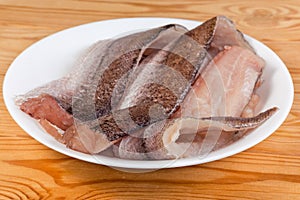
[17,16,277,160]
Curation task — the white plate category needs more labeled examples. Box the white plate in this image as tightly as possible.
[3,17,294,170]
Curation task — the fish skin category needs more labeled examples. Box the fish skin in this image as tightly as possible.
[140,44,268,159]
[72,24,188,121]
[19,16,274,157]
[19,24,186,118]
[115,107,278,160]
[16,39,113,110]
[19,24,189,154]
[69,16,219,154]
[115,16,219,127]
[114,16,271,160]
[141,107,278,160]
[207,15,255,59]
[203,107,278,131]
[77,15,264,155]
[118,17,219,110]
[19,25,186,122]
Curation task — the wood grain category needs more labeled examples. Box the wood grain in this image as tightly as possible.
[1,0,300,199]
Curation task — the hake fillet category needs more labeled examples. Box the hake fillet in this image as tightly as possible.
[65,16,220,154]
[18,16,277,159]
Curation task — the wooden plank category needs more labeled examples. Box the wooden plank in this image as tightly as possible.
[0,0,299,199]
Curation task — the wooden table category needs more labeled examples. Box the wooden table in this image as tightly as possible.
[0,0,299,199]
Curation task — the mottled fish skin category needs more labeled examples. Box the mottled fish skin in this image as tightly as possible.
[115,107,278,160]
[207,15,255,59]
[140,107,278,160]
[69,15,263,154]
[19,16,276,158]
[118,15,256,118]
[18,24,189,154]
[114,16,219,127]
[203,107,278,131]
[16,39,113,109]
[72,24,188,122]
[68,17,219,154]
[113,16,264,159]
